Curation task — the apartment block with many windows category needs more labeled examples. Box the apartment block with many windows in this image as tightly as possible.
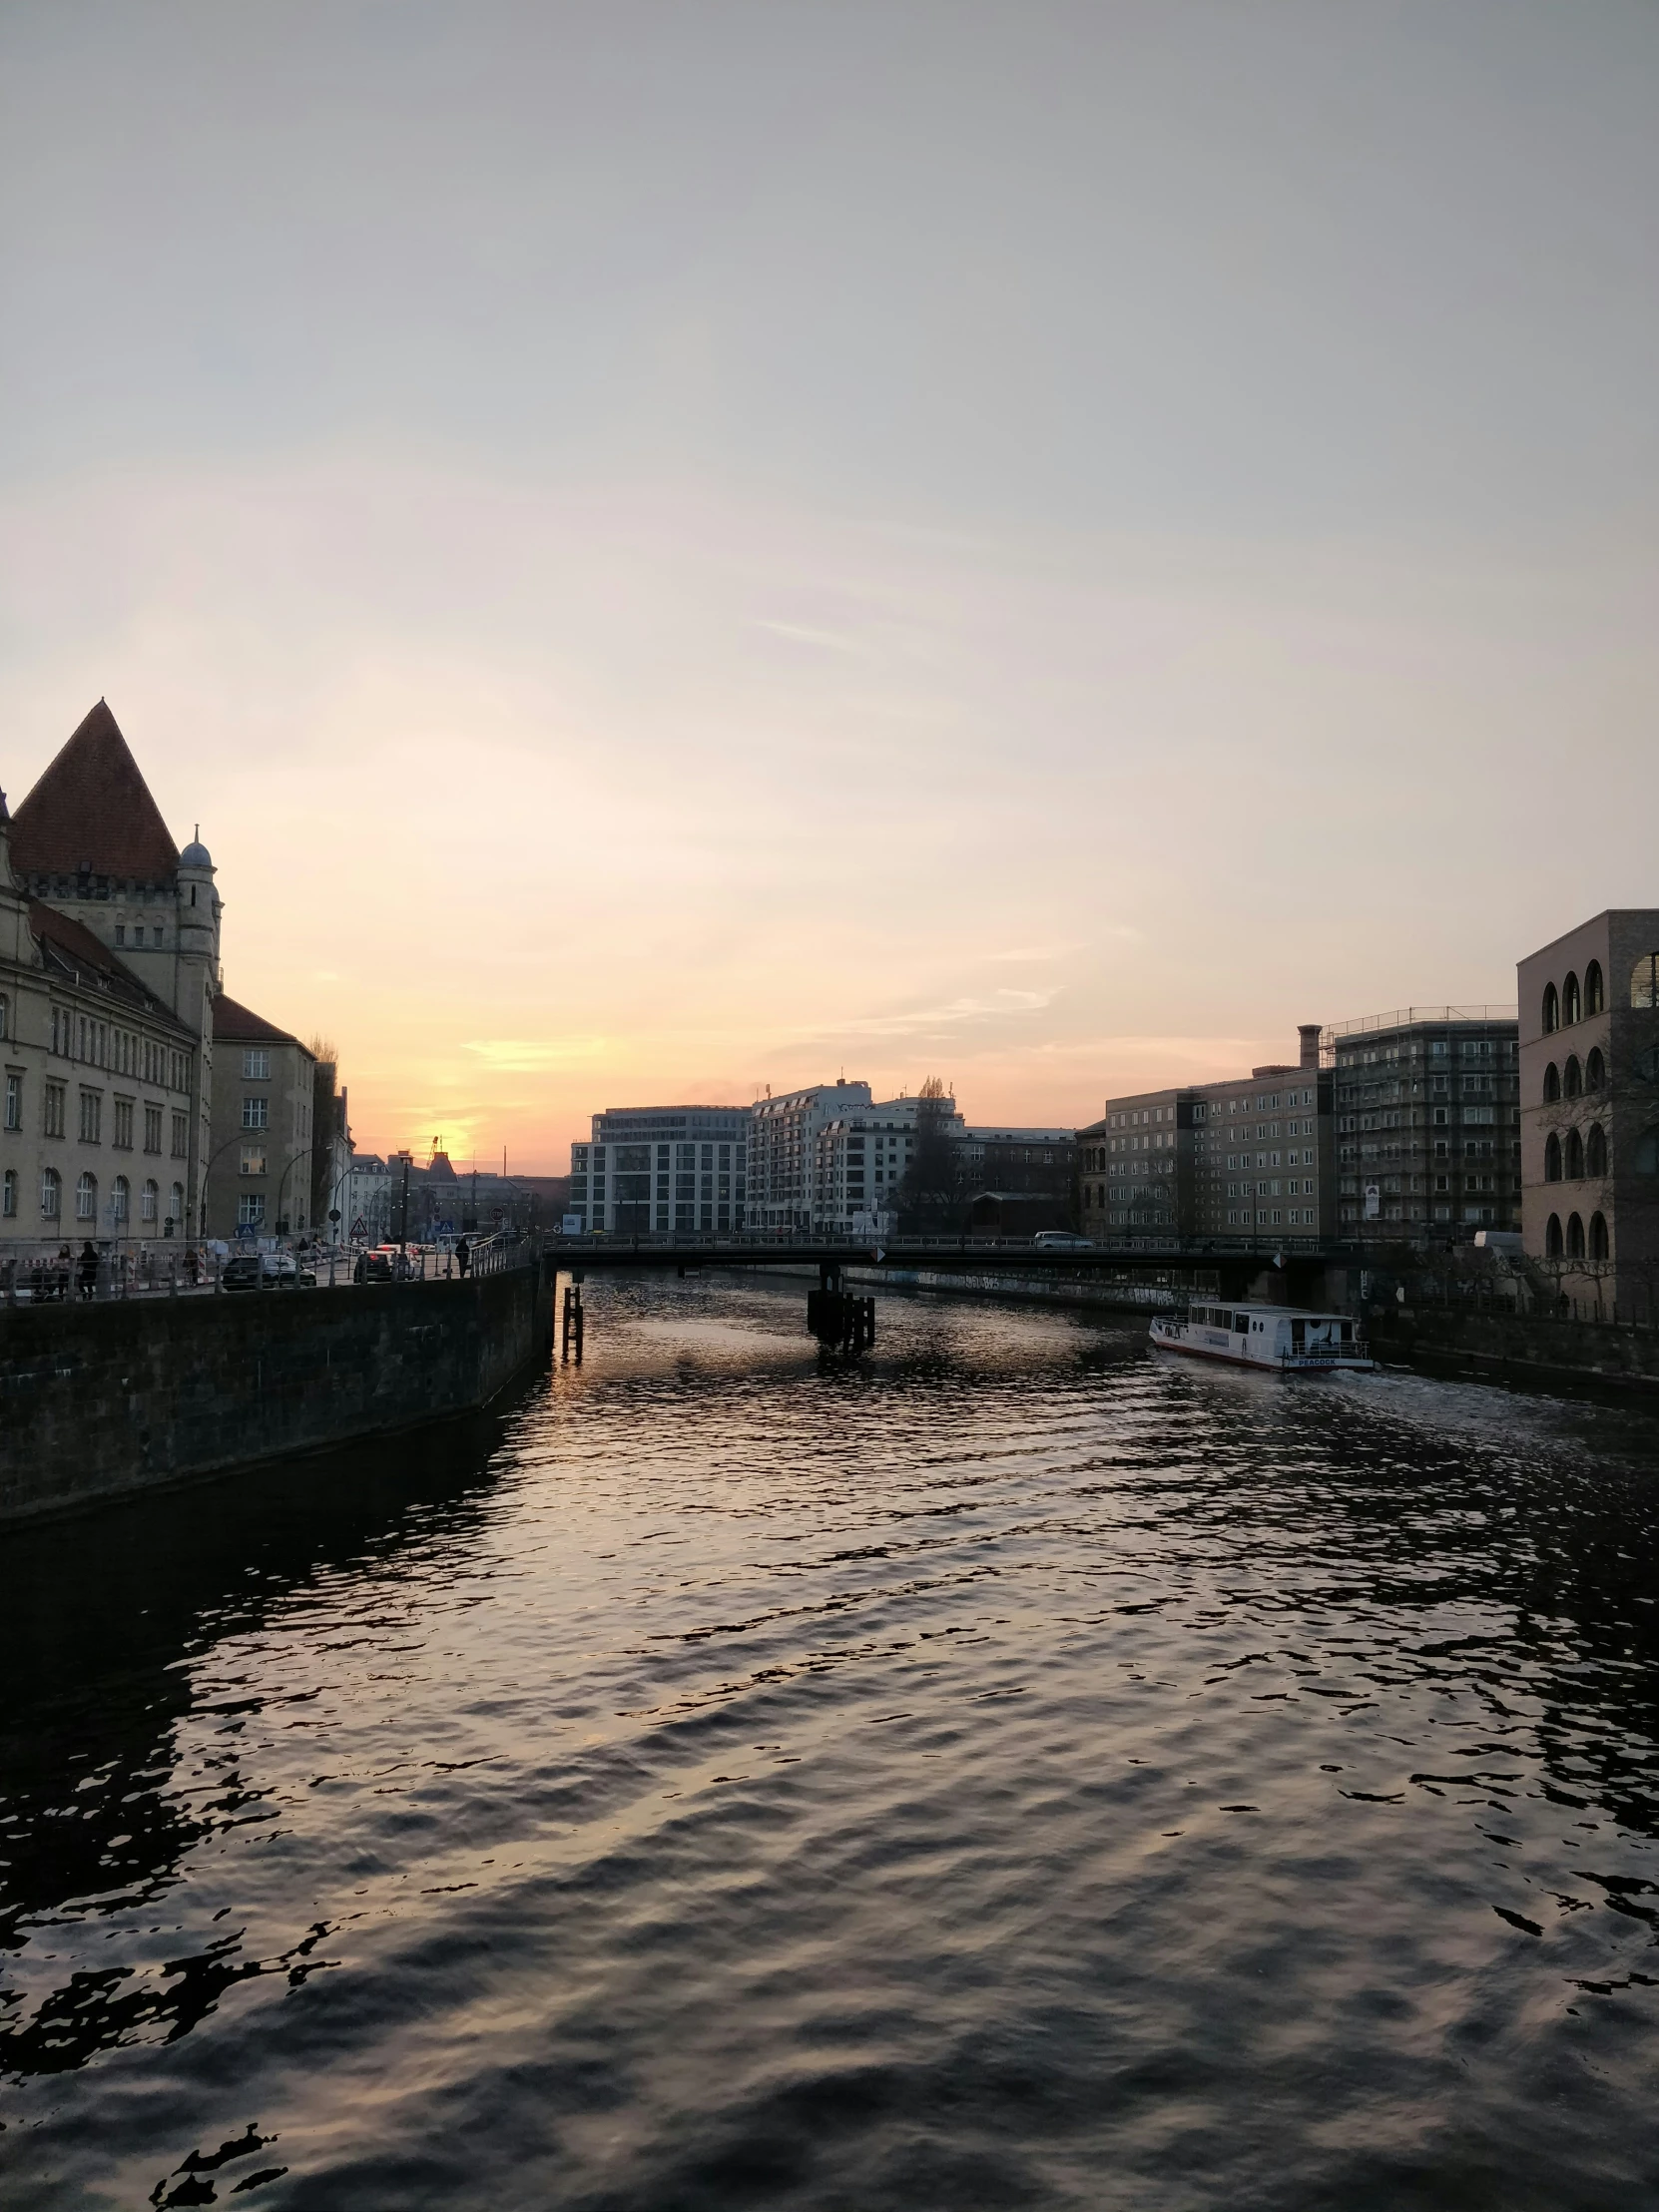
[1076,1028,1333,1243]
[1328,1007,1519,1242]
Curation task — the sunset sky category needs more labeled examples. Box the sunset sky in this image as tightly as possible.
[4,2,1656,1170]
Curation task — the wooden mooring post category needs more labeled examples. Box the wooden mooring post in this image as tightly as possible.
[561,1278,585,1363]
[807,1261,875,1355]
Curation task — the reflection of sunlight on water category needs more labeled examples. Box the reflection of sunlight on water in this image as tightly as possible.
[3,1273,1658,2212]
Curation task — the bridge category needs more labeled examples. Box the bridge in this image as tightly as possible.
[542,1233,1366,1355]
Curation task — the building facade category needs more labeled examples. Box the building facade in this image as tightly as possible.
[1077,1028,1332,1242]
[1518,911,1659,1316]
[569,1104,750,1235]
[746,1083,874,1233]
[2,703,221,1238]
[1,805,202,1245]
[1328,1007,1519,1243]
[813,1097,939,1234]
[203,997,316,1239]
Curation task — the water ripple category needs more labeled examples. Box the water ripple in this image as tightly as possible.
[2,1277,1658,2208]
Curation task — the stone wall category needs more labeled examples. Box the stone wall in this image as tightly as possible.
[1367,1303,1659,1397]
[0,1268,552,1523]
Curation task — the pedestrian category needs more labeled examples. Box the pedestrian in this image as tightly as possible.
[77,1241,99,1301]
[456,1235,470,1279]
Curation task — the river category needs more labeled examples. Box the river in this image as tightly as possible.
[2,1276,1657,2208]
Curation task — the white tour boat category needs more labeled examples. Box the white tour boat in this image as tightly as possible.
[1149,1301,1374,1373]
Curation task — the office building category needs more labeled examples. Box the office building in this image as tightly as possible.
[1518,911,1659,1314]
[570,1104,749,1235]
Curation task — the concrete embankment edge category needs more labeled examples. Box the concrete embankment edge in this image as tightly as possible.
[0,1268,553,1526]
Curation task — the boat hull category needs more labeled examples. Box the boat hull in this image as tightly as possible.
[1149,1319,1374,1374]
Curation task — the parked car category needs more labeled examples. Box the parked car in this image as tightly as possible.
[354,1248,395,1284]
[1030,1231,1094,1251]
[223,1252,301,1291]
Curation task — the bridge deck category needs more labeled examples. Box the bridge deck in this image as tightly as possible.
[546,1238,1360,1273]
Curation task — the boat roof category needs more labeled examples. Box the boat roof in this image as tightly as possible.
[1188,1300,1355,1322]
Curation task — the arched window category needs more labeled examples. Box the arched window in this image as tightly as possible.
[1543,982,1559,1033]
[1543,1062,1561,1102]
[1566,1128,1584,1179]
[1586,1124,1607,1177]
[141,1178,159,1223]
[2,1168,15,1218]
[1564,972,1581,1026]
[76,1171,98,1221]
[1546,1212,1563,1257]
[1591,1213,1610,1261]
[1586,961,1604,1015]
[169,1181,185,1231]
[1544,1132,1562,1182]
[1567,1212,1586,1260]
[1632,954,1659,1010]
[1564,1055,1582,1098]
[112,1175,129,1224]
[1636,1128,1659,1177]
[1586,1047,1605,1091]
[40,1167,61,1219]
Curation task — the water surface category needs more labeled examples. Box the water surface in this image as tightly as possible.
[3,1277,1658,2208]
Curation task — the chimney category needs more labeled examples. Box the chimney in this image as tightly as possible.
[1299,1023,1322,1071]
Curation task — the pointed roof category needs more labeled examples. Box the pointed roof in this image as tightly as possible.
[10,701,181,881]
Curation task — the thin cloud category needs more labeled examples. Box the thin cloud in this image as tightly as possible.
[462,1037,609,1071]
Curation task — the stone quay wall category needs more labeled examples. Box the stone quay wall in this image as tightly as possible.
[1366,1304,1659,1397]
[0,1268,553,1524]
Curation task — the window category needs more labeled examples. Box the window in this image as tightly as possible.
[0,992,6,1040]
[1586,961,1604,1016]
[142,1178,159,1223]
[1586,1047,1605,1092]
[244,1048,271,1079]
[1,1169,14,1218]
[242,1095,270,1130]
[1635,1127,1659,1177]
[1591,1212,1609,1261]
[1544,1132,1562,1182]
[238,1194,266,1228]
[114,1098,135,1148]
[1563,972,1581,1026]
[115,924,125,946]
[241,1143,267,1177]
[1586,1124,1607,1177]
[171,1112,188,1157]
[76,1170,97,1221]
[79,1089,102,1143]
[1542,982,1559,1033]
[4,1072,19,1131]
[112,1175,129,1224]
[144,1104,163,1152]
[1542,1063,1561,1101]
[1631,955,1659,1011]
[170,1182,185,1229]
[40,1166,61,1219]
[1566,1128,1584,1179]
[1546,1212,1563,1258]
[1563,1056,1581,1099]
[1566,1212,1585,1260]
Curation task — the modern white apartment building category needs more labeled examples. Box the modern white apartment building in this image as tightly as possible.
[813,1096,957,1234]
[744,1082,878,1233]
[569,1104,749,1235]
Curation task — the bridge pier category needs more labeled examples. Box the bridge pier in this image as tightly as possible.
[807,1271,875,1355]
